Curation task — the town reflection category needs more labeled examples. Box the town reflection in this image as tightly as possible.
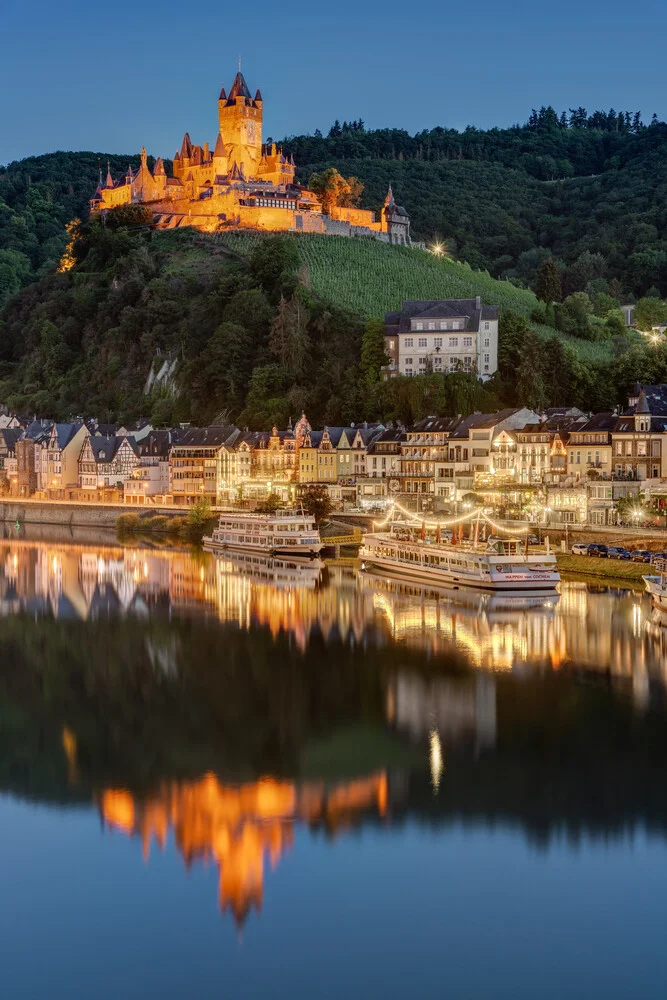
[0,538,665,695]
[99,772,388,925]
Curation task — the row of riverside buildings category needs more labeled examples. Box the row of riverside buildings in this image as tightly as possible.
[2,384,667,524]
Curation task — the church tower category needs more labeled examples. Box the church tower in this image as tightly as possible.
[218,71,263,177]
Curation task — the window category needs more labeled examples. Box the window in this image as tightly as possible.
[463,336,473,347]
[404,337,413,348]
[418,357,426,366]
[434,337,442,348]
[434,356,442,365]
[484,338,490,347]
[404,357,413,365]
[615,442,622,455]
[484,354,490,364]
[638,441,647,456]
[415,322,423,331]
[428,322,435,330]
[449,337,459,348]
[418,337,427,347]
[484,322,490,330]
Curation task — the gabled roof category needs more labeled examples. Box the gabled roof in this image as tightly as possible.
[629,384,667,415]
[53,422,85,450]
[24,419,53,441]
[449,409,522,438]
[0,428,23,453]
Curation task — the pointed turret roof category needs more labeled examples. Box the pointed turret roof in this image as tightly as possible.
[180,132,192,159]
[384,184,395,208]
[105,161,114,188]
[154,156,165,175]
[636,388,651,414]
[254,88,263,101]
[228,71,252,100]
[218,86,227,101]
[214,132,225,158]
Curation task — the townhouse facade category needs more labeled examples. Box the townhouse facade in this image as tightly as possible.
[384,298,499,381]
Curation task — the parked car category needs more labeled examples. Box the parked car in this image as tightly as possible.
[630,550,652,563]
[650,551,667,564]
[571,543,588,555]
[607,546,631,560]
[587,543,608,558]
[526,534,540,545]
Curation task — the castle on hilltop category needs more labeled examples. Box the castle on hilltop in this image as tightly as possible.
[91,71,411,243]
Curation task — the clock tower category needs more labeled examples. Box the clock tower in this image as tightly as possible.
[218,71,263,176]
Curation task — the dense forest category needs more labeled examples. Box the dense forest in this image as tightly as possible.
[3,215,667,424]
[3,104,667,422]
[282,105,667,298]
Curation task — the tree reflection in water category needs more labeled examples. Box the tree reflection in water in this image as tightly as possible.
[2,536,667,924]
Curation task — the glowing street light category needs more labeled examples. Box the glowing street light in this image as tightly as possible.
[430,241,445,257]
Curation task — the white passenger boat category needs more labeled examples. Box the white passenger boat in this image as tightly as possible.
[360,517,560,593]
[643,560,667,612]
[203,509,323,557]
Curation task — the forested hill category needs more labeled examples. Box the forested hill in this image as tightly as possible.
[2,104,667,309]
[282,106,667,297]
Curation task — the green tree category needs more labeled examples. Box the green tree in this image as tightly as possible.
[298,484,333,523]
[103,204,155,231]
[535,257,562,303]
[268,294,310,377]
[516,331,546,409]
[308,168,364,215]
[249,236,300,302]
[634,296,667,331]
[359,319,389,386]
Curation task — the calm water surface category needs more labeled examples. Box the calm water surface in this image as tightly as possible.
[2,528,667,998]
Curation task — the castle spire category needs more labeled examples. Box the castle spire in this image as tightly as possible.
[214,131,225,158]
[218,86,227,101]
[384,184,395,208]
[105,160,113,188]
[153,156,165,176]
[228,71,252,101]
[179,132,192,160]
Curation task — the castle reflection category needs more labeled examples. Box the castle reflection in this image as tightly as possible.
[99,772,388,925]
[0,540,665,698]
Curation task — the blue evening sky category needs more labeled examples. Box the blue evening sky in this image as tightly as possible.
[2,0,666,164]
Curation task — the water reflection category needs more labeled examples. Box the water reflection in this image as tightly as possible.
[99,773,388,925]
[0,538,664,696]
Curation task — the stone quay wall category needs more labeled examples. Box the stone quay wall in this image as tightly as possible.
[0,500,179,529]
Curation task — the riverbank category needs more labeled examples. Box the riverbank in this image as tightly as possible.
[556,553,650,583]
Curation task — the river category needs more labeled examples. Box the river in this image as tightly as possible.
[1,530,667,998]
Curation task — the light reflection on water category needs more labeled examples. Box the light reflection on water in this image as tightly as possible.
[2,534,667,996]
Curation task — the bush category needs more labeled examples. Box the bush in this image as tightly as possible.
[143,515,169,531]
[116,513,140,531]
[166,516,188,535]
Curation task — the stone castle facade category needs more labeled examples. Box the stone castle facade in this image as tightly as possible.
[91,71,411,243]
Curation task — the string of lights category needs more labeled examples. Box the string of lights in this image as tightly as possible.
[371,500,539,536]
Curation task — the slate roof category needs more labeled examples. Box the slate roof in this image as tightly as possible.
[53,422,85,450]
[628,384,667,415]
[448,409,522,439]
[25,419,53,441]
[87,436,138,463]
[172,425,239,448]
[412,416,459,433]
[614,415,667,433]
[137,429,182,458]
[227,71,253,101]
[0,428,23,453]
[385,299,499,336]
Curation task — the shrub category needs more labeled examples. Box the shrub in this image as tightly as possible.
[116,512,140,531]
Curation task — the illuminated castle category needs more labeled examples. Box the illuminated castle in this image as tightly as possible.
[90,71,411,243]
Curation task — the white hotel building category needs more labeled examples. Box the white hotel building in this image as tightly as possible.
[383,297,499,381]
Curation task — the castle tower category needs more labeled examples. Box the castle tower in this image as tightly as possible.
[217,71,263,177]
